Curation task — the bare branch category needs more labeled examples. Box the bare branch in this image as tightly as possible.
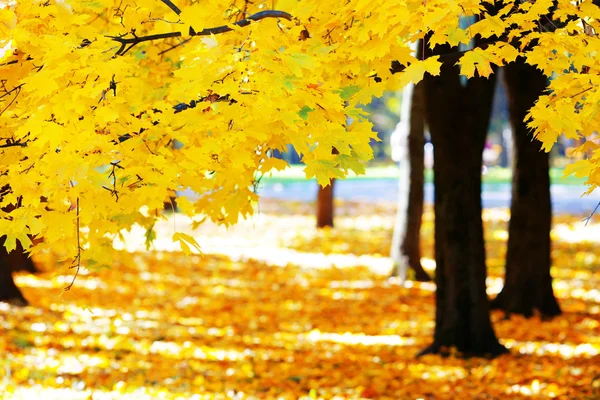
[0,84,24,117]
[160,0,181,16]
[109,31,183,56]
[583,202,600,226]
[189,10,292,36]
[0,141,27,149]
[158,37,192,55]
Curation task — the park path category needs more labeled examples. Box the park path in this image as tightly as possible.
[246,180,600,215]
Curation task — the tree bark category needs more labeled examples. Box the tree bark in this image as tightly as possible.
[419,42,507,357]
[401,81,430,281]
[390,40,429,281]
[316,179,335,228]
[491,60,561,318]
[163,196,178,213]
[0,246,28,306]
[9,241,37,273]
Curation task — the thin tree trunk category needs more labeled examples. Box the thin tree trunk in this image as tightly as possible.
[0,247,28,306]
[491,60,561,318]
[316,179,335,228]
[419,41,507,357]
[316,147,339,229]
[402,81,430,281]
[390,40,430,282]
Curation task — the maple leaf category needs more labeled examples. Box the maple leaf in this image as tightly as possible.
[172,232,202,255]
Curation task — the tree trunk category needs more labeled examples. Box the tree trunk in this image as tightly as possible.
[0,247,28,306]
[419,43,507,357]
[316,179,335,228]
[491,60,561,318]
[401,81,430,281]
[9,241,37,273]
[163,196,178,213]
[390,40,430,282]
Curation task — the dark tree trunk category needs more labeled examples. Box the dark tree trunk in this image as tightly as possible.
[491,60,561,318]
[419,42,507,357]
[401,80,431,282]
[163,196,178,213]
[9,242,37,273]
[0,247,28,306]
[0,236,37,274]
[316,179,335,228]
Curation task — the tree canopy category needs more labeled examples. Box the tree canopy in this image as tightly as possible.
[1,0,599,268]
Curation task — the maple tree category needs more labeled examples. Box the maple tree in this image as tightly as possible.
[2,0,600,356]
[492,59,561,318]
[421,33,503,356]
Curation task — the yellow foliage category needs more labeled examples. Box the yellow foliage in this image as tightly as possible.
[2,0,600,261]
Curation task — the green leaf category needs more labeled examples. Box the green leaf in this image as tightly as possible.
[145,223,156,251]
[298,105,315,121]
[336,85,361,101]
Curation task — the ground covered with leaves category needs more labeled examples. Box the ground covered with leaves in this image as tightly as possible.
[1,200,600,399]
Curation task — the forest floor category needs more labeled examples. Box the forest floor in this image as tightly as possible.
[1,199,599,399]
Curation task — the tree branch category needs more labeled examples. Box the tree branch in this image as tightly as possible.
[0,141,27,149]
[189,10,292,36]
[109,10,293,56]
[159,0,181,16]
[109,31,183,56]
[158,37,192,55]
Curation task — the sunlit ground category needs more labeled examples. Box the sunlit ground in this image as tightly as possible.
[2,199,600,399]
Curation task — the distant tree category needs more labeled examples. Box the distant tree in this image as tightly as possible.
[316,148,339,228]
[390,41,430,282]
[316,179,335,228]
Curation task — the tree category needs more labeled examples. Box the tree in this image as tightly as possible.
[0,203,36,304]
[0,251,29,306]
[316,179,335,228]
[316,148,339,228]
[1,237,37,274]
[402,81,430,281]
[2,0,390,300]
[420,36,507,357]
[390,41,430,282]
[1,245,35,306]
[491,59,561,318]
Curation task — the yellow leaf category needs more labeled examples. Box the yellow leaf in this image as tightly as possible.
[398,56,441,86]
[172,232,202,255]
[260,157,288,173]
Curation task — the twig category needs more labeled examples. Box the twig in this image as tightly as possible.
[109,31,183,56]
[0,84,23,117]
[65,197,81,292]
[158,37,192,55]
[102,161,124,201]
[570,86,594,99]
[0,141,27,149]
[159,0,181,16]
[583,201,600,226]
